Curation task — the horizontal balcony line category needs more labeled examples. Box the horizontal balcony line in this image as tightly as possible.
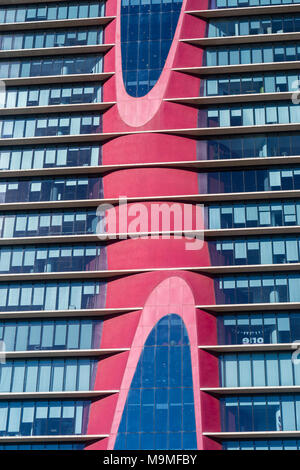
[0,132,122,147]
[0,390,119,401]
[173,61,300,75]
[2,189,300,211]
[0,227,299,246]
[2,156,300,179]
[0,231,206,246]
[165,92,296,106]
[181,31,300,47]
[196,302,300,314]
[2,73,114,87]
[199,342,298,353]
[0,102,116,116]
[2,263,300,281]
[0,16,116,32]
[164,123,300,137]
[0,348,129,359]
[185,5,300,18]
[0,434,108,443]
[201,386,300,395]
[203,431,300,440]
[0,307,142,320]
[1,122,300,147]
[0,44,114,59]
[205,226,300,238]
[0,0,108,4]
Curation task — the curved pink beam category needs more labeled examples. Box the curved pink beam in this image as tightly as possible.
[115,0,188,127]
[107,275,204,450]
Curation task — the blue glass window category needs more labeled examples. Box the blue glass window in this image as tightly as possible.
[208,14,300,37]
[200,133,300,160]
[3,84,102,108]
[205,43,300,66]
[0,113,101,139]
[203,166,300,194]
[218,311,300,345]
[0,244,106,274]
[203,72,300,96]
[207,200,300,230]
[121,0,183,97]
[0,28,103,51]
[215,273,300,304]
[214,0,300,8]
[205,102,300,127]
[0,317,102,350]
[0,358,96,393]
[114,314,197,450]
[0,176,103,202]
[0,145,101,170]
[223,439,300,450]
[0,2,105,24]
[0,443,85,449]
[0,55,103,79]
[0,209,99,238]
[221,395,300,432]
[220,352,300,387]
[0,280,106,311]
[209,235,300,266]
[0,400,90,436]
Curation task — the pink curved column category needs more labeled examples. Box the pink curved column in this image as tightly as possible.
[107,276,204,450]
[114,0,189,127]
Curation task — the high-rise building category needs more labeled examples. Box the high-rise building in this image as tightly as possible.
[2,0,300,451]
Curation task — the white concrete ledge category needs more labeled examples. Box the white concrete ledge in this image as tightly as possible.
[0,434,108,443]
[3,73,114,87]
[186,5,300,18]
[2,263,300,281]
[0,0,107,4]
[0,307,142,320]
[0,227,300,246]
[182,32,300,47]
[165,92,296,106]
[204,226,300,238]
[0,16,115,32]
[1,348,129,359]
[0,44,114,59]
[2,155,300,179]
[2,188,300,211]
[201,385,300,395]
[0,390,118,401]
[1,123,300,147]
[173,61,300,76]
[204,431,300,440]
[196,302,300,313]
[0,102,116,116]
[199,343,298,353]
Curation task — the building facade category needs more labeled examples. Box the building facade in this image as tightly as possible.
[1,0,300,451]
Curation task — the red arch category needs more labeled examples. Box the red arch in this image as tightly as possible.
[105,276,218,450]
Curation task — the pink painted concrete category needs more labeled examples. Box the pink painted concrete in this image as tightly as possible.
[85,0,222,451]
[100,310,142,349]
[87,395,119,436]
[102,0,208,133]
[102,133,198,165]
[106,238,210,270]
[103,168,199,198]
[114,0,190,127]
[106,276,211,450]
